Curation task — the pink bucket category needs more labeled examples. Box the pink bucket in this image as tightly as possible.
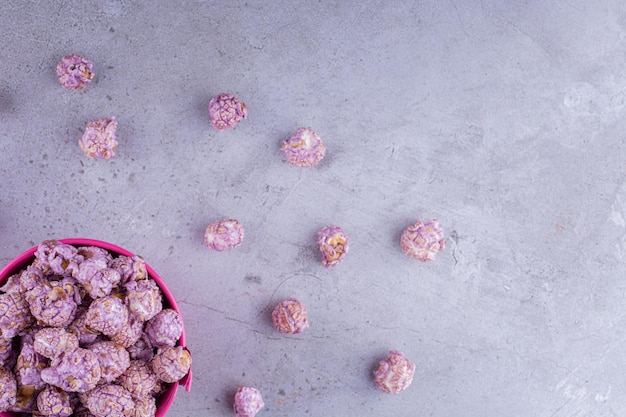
[0,238,192,417]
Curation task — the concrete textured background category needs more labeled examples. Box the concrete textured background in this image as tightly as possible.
[2,1,626,416]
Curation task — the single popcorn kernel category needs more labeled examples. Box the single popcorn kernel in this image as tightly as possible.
[79,117,118,159]
[373,350,415,394]
[204,218,244,251]
[233,386,264,417]
[208,93,248,131]
[317,226,349,268]
[271,298,308,334]
[400,219,445,262]
[281,127,326,167]
[56,54,94,90]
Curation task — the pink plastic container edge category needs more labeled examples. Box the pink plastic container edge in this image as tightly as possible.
[0,238,192,417]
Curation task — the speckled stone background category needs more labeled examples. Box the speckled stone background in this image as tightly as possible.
[2,1,626,416]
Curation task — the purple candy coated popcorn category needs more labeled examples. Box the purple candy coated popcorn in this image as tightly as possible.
[9,384,39,413]
[110,316,144,349]
[0,291,34,339]
[208,93,248,131]
[0,367,17,411]
[56,54,94,90]
[68,307,99,346]
[151,346,191,383]
[271,298,308,334]
[317,226,349,268]
[373,350,415,394]
[26,280,79,327]
[85,296,129,337]
[233,386,264,417]
[88,341,130,383]
[41,348,101,393]
[85,384,135,417]
[33,327,79,360]
[0,337,13,369]
[37,385,73,416]
[145,309,183,348]
[125,279,163,322]
[127,336,154,362]
[400,219,445,262]
[118,360,157,400]
[79,117,118,160]
[15,339,46,389]
[35,240,80,276]
[0,274,22,294]
[133,394,156,417]
[281,127,326,167]
[204,218,244,251]
[109,255,147,286]
[73,256,121,299]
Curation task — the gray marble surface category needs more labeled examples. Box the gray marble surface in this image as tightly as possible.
[2,1,626,416]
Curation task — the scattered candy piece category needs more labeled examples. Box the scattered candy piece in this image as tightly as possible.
[208,93,248,131]
[400,219,445,262]
[56,54,94,90]
[317,226,349,268]
[281,127,326,167]
[204,218,244,251]
[233,386,264,417]
[373,350,415,394]
[271,298,308,334]
[79,117,118,159]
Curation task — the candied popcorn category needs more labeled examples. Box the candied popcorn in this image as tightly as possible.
[133,394,156,417]
[204,218,244,251]
[79,117,118,160]
[9,384,39,413]
[145,309,183,348]
[208,93,248,131]
[400,219,445,262]
[271,298,308,334]
[281,127,326,167]
[0,366,17,411]
[35,240,80,276]
[373,350,415,394]
[68,307,99,346]
[89,341,130,383]
[56,54,95,90]
[110,316,144,348]
[109,255,147,285]
[41,347,101,393]
[85,295,129,337]
[15,339,46,389]
[0,290,34,339]
[85,384,135,417]
[125,279,163,322]
[26,280,79,327]
[0,274,22,294]
[37,385,73,416]
[317,226,349,268]
[19,265,45,292]
[73,256,121,299]
[151,346,191,383]
[118,360,157,399]
[127,336,154,362]
[0,337,14,368]
[233,386,264,417]
[33,327,79,360]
